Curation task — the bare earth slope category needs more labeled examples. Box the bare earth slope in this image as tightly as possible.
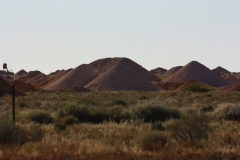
[150,67,167,74]
[15,69,27,75]
[89,57,160,82]
[16,71,48,86]
[45,64,100,91]
[164,66,183,76]
[221,74,240,85]
[212,66,231,75]
[85,63,160,91]
[0,77,25,97]
[163,61,231,87]
[10,79,35,92]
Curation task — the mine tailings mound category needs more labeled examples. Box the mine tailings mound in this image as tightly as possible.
[163,61,231,87]
[44,64,100,91]
[150,67,167,74]
[16,70,48,86]
[157,82,183,91]
[89,57,160,82]
[16,69,27,75]
[0,77,25,97]
[175,80,214,91]
[10,79,35,92]
[85,63,161,91]
[221,74,240,85]
[229,82,240,92]
[212,66,231,75]
[164,66,183,76]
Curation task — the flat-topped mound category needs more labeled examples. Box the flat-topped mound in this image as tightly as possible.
[16,69,27,75]
[0,77,25,97]
[163,61,231,87]
[221,74,240,85]
[157,82,183,91]
[164,66,183,76]
[150,67,167,74]
[85,63,160,91]
[212,66,231,75]
[45,64,100,91]
[89,57,160,82]
[10,79,35,92]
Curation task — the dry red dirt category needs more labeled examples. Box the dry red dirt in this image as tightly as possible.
[0,77,25,97]
[212,66,231,75]
[157,82,183,91]
[10,79,35,92]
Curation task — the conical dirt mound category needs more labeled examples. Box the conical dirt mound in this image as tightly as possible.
[10,79,35,92]
[163,61,231,87]
[85,63,160,91]
[89,57,160,82]
[16,70,48,86]
[0,77,25,97]
[164,66,183,76]
[45,64,100,91]
[221,74,240,85]
[150,67,167,74]
[212,66,231,75]
[16,69,27,75]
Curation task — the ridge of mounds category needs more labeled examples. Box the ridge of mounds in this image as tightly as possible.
[15,69,27,75]
[228,82,240,92]
[157,82,183,91]
[212,66,231,75]
[221,74,240,85]
[0,77,25,97]
[150,67,167,75]
[163,61,231,87]
[164,66,183,76]
[89,57,160,82]
[43,64,100,91]
[10,79,35,92]
[85,63,161,91]
[16,70,49,86]
[175,80,214,91]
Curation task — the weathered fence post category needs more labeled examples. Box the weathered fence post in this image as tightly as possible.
[12,85,15,122]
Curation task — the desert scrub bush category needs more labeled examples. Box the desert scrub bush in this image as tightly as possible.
[214,103,240,121]
[200,106,214,112]
[183,82,211,92]
[137,131,167,151]
[113,99,127,106]
[77,98,96,106]
[107,106,130,123]
[151,121,165,131]
[131,105,180,122]
[54,122,66,131]
[139,95,149,100]
[24,111,54,124]
[61,115,79,125]
[165,111,211,145]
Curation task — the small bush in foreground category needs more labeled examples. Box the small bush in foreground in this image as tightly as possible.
[151,121,165,131]
[54,122,66,131]
[113,99,127,106]
[200,106,214,112]
[214,103,240,121]
[61,115,79,125]
[24,111,54,124]
[138,131,167,151]
[166,111,211,145]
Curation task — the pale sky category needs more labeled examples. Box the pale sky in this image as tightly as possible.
[1,1,239,74]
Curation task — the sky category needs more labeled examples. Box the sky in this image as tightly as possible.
[1,0,239,74]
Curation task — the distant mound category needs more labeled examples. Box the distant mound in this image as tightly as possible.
[16,69,27,75]
[212,66,231,75]
[10,79,35,92]
[17,71,48,86]
[163,61,231,87]
[150,67,167,74]
[175,80,213,91]
[221,74,240,85]
[44,64,100,91]
[0,77,25,97]
[157,82,183,91]
[89,57,160,82]
[164,66,183,76]
[229,82,240,92]
[85,63,160,91]
[70,86,90,92]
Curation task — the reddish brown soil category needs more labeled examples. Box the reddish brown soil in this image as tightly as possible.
[85,63,161,91]
[15,69,27,75]
[10,79,35,92]
[229,82,240,92]
[150,67,167,74]
[221,74,240,85]
[175,80,214,91]
[157,82,183,91]
[70,86,90,92]
[16,71,49,86]
[89,57,160,82]
[212,66,231,75]
[163,61,231,87]
[0,77,25,97]
[164,66,183,76]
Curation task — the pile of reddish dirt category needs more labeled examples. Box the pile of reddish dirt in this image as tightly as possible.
[164,66,183,76]
[44,64,100,91]
[85,63,161,91]
[0,77,25,97]
[150,67,167,74]
[212,66,231,75]
[163,61,231,87]
[216,85,233,91]
[157,82,183,91]
[10,79,35,92]
[221,74,240,85]
[17,71,49,86]
[229,82,240,92]
[16,69,27,75]
[70,86,90,92]
[175,80,214,91]
[89,57,160,82]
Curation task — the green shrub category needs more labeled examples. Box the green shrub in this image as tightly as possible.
[214,103,240,121]
[132,105,180,122]
[24,111,54,124]
[77,98,96,106]
[54,122,66,131]
[183,83,211,92]
[166,111,211,145]
[89,109,109,123]
[138,131,167,151]
[61,115,79,125]
[200,106,214,112]
[139,96,149,100]
[64,105,90,122]
[113,99,127,106]
[107,106,130,123]
[151,121,165,131]
[19,102,28,108]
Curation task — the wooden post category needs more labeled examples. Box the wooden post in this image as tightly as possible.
[12,85,15,122]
